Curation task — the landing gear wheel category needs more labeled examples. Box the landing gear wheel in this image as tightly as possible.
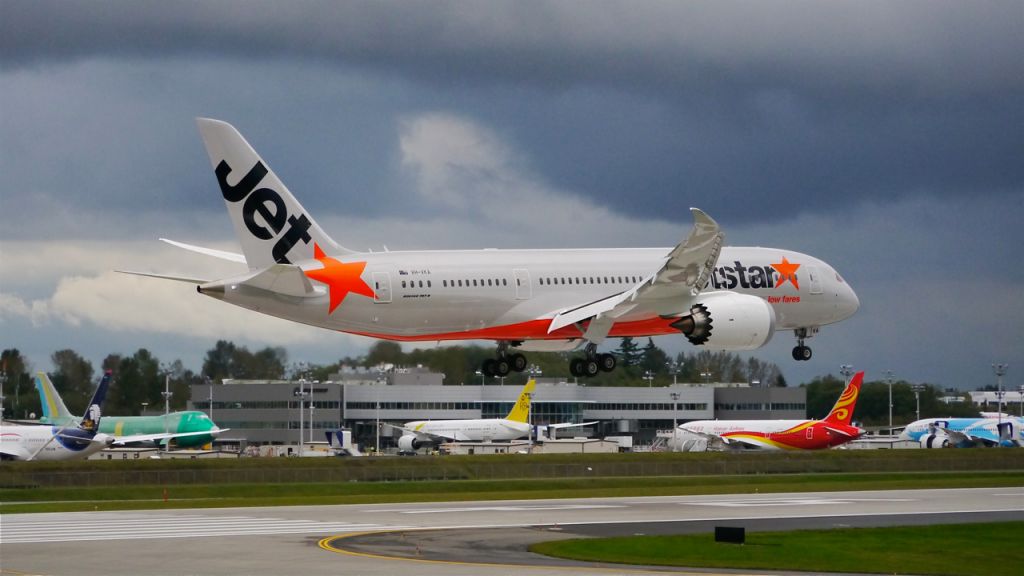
[570,358,585,377]
[508,353,528,373]
[494,358,511,377]
[583,359,600,377]
[792,345,812,361]
[597,353,617,372]
[482,358,497,377]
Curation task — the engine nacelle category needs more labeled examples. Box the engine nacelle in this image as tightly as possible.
[397,435,430,453]
[670,292,776,350]
[920,434,950,448]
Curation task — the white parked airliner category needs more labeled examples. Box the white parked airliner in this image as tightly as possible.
[125,118,859,378]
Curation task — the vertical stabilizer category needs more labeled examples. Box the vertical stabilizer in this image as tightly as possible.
[78,371,112,433]
[505,379,537,423]
[195,118,349,269]
[824,371,864,426]
[34,372,74,424]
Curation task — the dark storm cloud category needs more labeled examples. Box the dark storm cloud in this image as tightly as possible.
[4,1,1021,98]
[3,1,1022,222]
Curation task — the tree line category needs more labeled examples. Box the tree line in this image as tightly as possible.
[2,341,1003,427]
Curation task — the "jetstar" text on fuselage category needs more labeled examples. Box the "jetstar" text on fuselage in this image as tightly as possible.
[710,260,800,291]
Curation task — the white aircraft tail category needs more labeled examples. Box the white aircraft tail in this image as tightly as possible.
[195,118,351,269]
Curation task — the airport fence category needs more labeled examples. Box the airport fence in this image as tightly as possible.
[3,450,1023,488]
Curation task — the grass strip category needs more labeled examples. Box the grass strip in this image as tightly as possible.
[2,470,1021,513]
[530,521,1024,575]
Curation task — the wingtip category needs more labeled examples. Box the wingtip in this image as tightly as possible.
[689,207,718,227]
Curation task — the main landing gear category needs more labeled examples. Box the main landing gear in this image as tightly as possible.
[479,342,619,379]
[569,344,617,378]
[480,342,528,378]
[792,327,816,361]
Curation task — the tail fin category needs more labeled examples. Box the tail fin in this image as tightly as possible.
[195,118,350,269]
[824,371,864,425]
[78,371,112,433]
[505,379,537,423]
[34,372,74,424]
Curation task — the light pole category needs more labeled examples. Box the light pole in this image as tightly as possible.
[0,367,7,419]
[475,369,484,386]
[911,383,925,421]
[992,364,1008,427]
[1018,384,1023,419]
[839,364,854,385]
[669,392,680,430]
[700,371,712,385]
[883,370,894,435]
[643,370,655,387]
[308,384,316,444]
[375,369,384,454]
[666,361,680,385]
[527,365,543,447]
[294,379,309,456]
[162,375,173,451]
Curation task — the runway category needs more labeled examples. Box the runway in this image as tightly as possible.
[2,487,1021,575]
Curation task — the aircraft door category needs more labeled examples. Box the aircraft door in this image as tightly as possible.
[372,272,392,303]
[806,266,823,294]
[513,269,532,300]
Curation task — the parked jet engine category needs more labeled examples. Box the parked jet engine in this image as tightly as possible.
[397,435,430,453]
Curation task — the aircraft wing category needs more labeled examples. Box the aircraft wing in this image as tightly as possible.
[111,429,230,446]
[384,423,454,443]
[548,208,722,337]
[675,428,736,451]
[927,424,980,446]
[547,421,599,430]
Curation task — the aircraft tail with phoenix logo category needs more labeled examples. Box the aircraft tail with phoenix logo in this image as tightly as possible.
[823,371,864,426]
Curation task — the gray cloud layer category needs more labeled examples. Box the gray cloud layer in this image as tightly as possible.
[3,2,1022,223]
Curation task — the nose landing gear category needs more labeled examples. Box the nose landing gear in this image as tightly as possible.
[792,327,818,361]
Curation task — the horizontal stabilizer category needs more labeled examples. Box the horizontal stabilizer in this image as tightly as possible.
[244,264,318,297]
[117,270,210,284]
[160,238,247,264]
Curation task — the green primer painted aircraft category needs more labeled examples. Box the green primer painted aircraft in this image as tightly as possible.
[34,373,226,448]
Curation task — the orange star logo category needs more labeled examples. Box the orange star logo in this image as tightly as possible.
[303,243,376,313]
[771,257,801,290]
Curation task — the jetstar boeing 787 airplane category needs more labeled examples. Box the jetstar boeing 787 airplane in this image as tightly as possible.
[125,118,859,378]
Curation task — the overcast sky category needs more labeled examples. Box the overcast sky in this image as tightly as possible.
[1,1,1021,390]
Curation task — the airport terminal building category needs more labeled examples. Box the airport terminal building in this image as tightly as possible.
[189,369,806,451]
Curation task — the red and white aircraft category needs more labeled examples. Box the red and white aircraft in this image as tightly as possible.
[127,118,859,377]
[675,372,865,451]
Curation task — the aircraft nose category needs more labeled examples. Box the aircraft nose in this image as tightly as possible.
[833,273,860,321]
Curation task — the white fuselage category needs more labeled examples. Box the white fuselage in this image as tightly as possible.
[682,420,810,436]
[205,245,858,344]
[405,418,530,442]
[0,423,111,461]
